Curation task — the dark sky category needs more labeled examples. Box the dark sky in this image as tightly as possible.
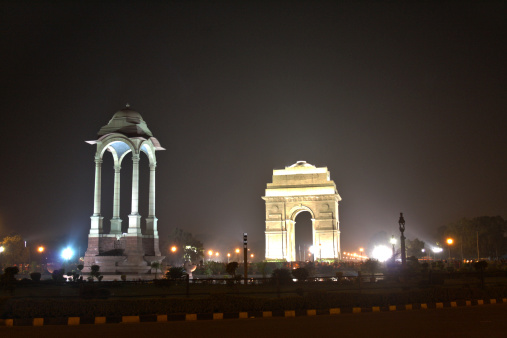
[1,1,506,258]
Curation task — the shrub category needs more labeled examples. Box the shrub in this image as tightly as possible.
[166,267,186,280]
[292,267,309,281]
[226,262,239,277]
[90,265,102,281]
[30,272,42,282]
[362,259,380,274]
[52,269,65,282]
[271,268,293,285]
[474,261,488,272]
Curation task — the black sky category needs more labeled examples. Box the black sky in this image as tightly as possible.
[1,1,506,257]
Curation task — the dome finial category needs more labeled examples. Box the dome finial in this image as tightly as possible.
[125,103,130,108]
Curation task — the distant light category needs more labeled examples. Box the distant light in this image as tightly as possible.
[250,254,254,258]
[227,253,231,257]
[215,252,219,256]
[61,247,74,260]
[235,248,240,253]
[359,247,364,252]
[170,246,177,252]
[446,238,453,245]
[208,250,213,256]
[432,247,443,253]
[390,237,397,245]
[0,246,4,253]
[309,246,314,253]
[38,246,45,253]
[371,245,392,262]
[421,249,425,253]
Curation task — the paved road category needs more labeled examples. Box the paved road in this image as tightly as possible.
[2,303,507,338]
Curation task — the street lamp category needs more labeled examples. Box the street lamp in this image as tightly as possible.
[227,253,230,263]
[170,246,177,253]
[359,247,364,262]
[309,246,315,262]
[399,213,406,265]
[208,250,213,261]
[0,246,4,271]
[446,238,453,261]
[38,246,45,272]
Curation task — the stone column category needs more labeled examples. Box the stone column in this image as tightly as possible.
[110,165,122,234]
[145,162,160,256]
[93,157,102,216]
[149,163,156,217]
[88,156,103,257]
[128,154,142,235]
[90,157,103,236]
[145,163,157,235]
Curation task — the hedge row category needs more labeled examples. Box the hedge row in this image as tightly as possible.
[2,286,507,319]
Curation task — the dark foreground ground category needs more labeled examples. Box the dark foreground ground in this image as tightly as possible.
[2,302,507,338]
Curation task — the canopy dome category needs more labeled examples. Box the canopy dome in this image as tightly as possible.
[97,105,154,138]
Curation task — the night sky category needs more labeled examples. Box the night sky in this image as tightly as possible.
[1,1,506,258]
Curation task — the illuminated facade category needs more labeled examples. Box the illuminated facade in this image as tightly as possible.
[83,105,165,275]
[263,161,341,261]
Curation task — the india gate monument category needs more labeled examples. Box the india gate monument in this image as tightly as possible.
[83,105,165,275]
[263,161,342,261]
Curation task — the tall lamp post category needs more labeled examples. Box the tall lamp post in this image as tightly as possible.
[446,238,453,261]
[390,235,397,262]
[399,213,406,266]
[359,247,364,262]
[38,246,45,273]
[0,246,4,271]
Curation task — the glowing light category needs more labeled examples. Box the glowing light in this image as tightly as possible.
[215,252,219,257]
[309,246,314,254]
[371,245,392,262]
[432,247,443,253]
[170,246,177,252]
[208,250,213,256]
[227,253,231,257]
[390,237,397,245]
[446,238,453,245]
[235,248,240,254]
[0,246,4,253]
[359,248,364,252]
[250,254,254,258]
[61,247,74,260]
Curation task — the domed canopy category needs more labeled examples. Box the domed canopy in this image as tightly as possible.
[97,105,154,138]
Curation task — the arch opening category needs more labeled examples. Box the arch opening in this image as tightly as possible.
[294,211,313,262]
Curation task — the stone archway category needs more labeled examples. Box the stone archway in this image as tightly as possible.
[263,161,342,262]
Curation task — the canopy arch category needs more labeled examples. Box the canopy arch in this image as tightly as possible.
[84,106,165,276]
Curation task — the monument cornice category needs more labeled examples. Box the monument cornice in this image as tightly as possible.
[262,195,338,202]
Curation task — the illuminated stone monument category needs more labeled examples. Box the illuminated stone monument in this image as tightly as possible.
[83,105,165,276]
[263,161,342,261]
